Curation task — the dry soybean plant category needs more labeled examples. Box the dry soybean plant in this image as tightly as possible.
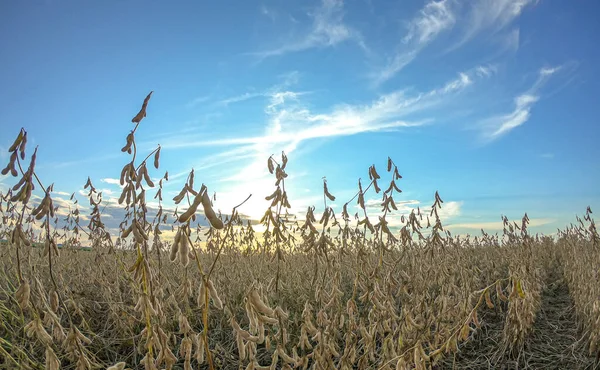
[0,92,598,370]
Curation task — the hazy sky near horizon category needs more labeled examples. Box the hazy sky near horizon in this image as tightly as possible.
[1,0,599,236]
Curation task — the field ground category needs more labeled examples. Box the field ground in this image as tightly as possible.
[440,262,597,370]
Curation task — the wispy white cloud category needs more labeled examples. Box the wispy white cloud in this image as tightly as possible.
[218,92,264,106]
[101,178,122,186]
[360,198,462,229]
[51,190,71,196]
[502,28,521,53]
[278,71,301,86]
[374,0,535,85]
[373,51,419,87]
[0,180,7,194]
[0,145,8,161]
[540,153,554,159]
[98,188,115,196]
[373,0,455,85]
[453,0,537,49]
[252,0,366,59]
[540,66,561,76]
[260,4,277,21]
[161,70,480,152]
[159,69,483,218]
[475,64,498,78]
[479,65,561,142]
[403,0,456,45]
[483,93,538,140]
[165,145,260,184]
[186,95,211,108]
[437,200,463,220]
[208,72,308,109]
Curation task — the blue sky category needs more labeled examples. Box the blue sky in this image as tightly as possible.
[1,0,599,236]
